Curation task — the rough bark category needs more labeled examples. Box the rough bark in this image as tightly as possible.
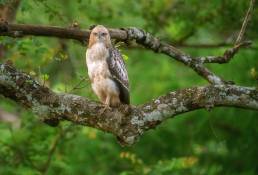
[1,63,257,145]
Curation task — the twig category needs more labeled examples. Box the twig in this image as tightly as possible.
[235,0,255,44]
[40,125,72,175]
[69,76,89,92]
[197,41,252,64]
[195,0,255,64]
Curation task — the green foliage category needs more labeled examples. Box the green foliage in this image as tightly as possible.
[0,0,258,174]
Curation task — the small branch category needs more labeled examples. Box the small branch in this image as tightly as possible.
[40,126,70,175]
[235,0,255,44]
[40,130,62,175]
[1,63,258,146]
[125,42,258,50]
[177,43,257,50]
[69,76,88,92]
[197,0,255,64]
[197,41,252,64]
[125,27,225,84]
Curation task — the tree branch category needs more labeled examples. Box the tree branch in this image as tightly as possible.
[126,42,257,50]
[0,0,255,84]
[39,126,70,175]
[0,22,226,84]
[197,41,252,64]
[235,0,255,44]
[1,63,257,146]
[196,0,255,64]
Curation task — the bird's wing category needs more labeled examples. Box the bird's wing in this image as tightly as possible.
[107,47,130,104]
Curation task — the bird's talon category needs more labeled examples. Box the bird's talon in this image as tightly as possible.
[99,105,111,115]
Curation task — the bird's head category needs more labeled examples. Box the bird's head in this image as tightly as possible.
[88,25,111,48]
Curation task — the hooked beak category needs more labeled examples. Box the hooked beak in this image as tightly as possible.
[97,33,102,39]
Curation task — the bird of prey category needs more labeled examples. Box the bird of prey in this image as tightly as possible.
[86,25,130,107]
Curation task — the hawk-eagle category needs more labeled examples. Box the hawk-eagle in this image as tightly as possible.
[86,25,130,107]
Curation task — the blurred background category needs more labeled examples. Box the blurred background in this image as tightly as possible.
[0,0,258,174]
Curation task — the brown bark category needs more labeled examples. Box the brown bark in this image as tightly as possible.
[0,0,20,21]
[0,0,20,58]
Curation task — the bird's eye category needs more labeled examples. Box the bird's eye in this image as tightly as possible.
[101,32,107,36]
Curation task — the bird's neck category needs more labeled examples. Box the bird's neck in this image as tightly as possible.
[90,42,107,51]
[88,42,109,61]
[88,40,111,49]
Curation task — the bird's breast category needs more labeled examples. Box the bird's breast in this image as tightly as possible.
[87,61,111,82]
[86,43,111,82]
[86,59,119,97]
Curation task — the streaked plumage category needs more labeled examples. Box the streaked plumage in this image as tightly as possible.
[86,25,129,107]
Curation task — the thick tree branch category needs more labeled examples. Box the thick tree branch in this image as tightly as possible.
[1,63,257,146]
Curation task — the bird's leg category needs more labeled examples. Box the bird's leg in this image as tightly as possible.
[105,95,111,107]
[99,95,111,115]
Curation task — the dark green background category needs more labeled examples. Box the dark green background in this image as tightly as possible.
[0,0,258,174]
